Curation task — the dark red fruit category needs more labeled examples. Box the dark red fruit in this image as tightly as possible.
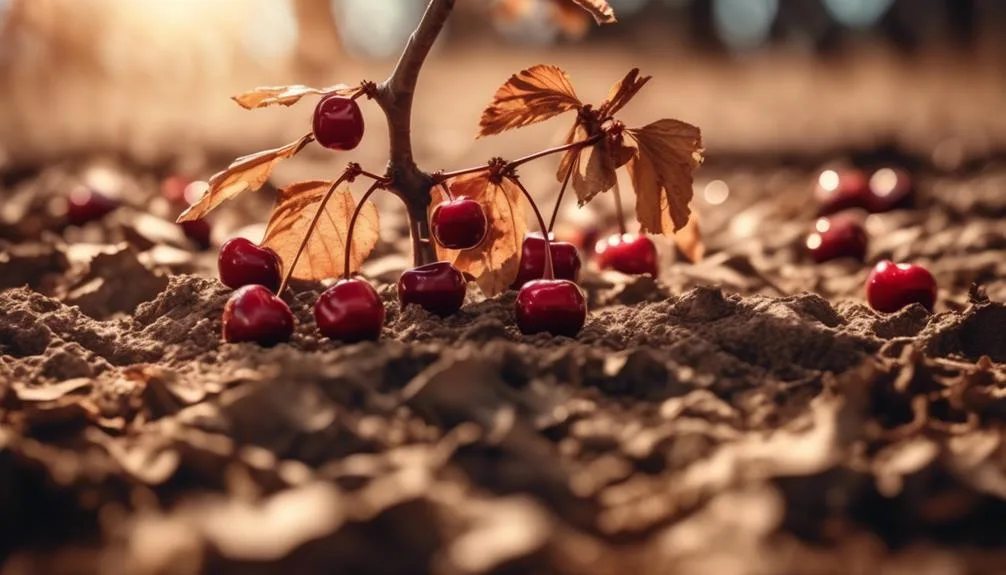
[866,260,937,313]
[181,219,212,250]
[312,95,364,151]
[806,215,868,263]
[314,278,385,343]
[594,233,658,276]
[867,167,913,212]
[222,285,295,346]
[397,262,466,317]
[515,279,587,337]
[66,185,119,226]
[814,168,871,216]
[218,237,282,292]
[431,197,487,249]
[512,233,581,289]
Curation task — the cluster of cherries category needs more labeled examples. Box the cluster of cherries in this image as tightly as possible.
[807,166,937,313]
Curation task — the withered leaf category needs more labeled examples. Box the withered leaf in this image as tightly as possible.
[441,174,527,296]
[570,137,634,206]
[598,68,651,118]
[568,0,617,24]
[674,209,705,263]
[232,84,362,110]
[478,65,582,138]
[178,133,315,223]
[625,119,704,233]
[262,180,380,280]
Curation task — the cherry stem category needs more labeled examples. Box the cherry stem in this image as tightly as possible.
[344,181,383,279]
[547,156,577,233]
[278,171,352,295]
[507,175,554,281]
[612,179,627,235]
[432,135,602,184]
[438,181,454,201]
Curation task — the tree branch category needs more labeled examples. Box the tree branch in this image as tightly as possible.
[374,0,455,174]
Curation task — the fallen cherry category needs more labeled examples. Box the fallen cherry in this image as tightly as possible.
[222,285,294,346]
[315,278,385,343]
[866,260,937,313]
[181,219,212,251]
[814,168,871,216]
[805,214,868,263]
[867,167,913,212]
[218,237,282,292]
[398,261,466,317]
[66,185,119,226]
[512,233,581,289]
[431,196,487,249]
[594,233,658,276]
[313,95,365,151]
[515,279,587,337]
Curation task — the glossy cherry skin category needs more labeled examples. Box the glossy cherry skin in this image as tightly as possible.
[314,278,385,343]
[181,219,212,250]
[512,233,581,289]
[806,215,868,263]
[66,185,119,226]
[515,279,587,337]
[431,197,487,250]
[814,168,871,216]
[594,233,659,276]
[866,167,913,212]
[312,95,364,151]
[398,262,466,317]
[218,237,282,292]
[866,261,937,313]
[222,285,295,346]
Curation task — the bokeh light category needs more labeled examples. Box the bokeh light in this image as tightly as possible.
[713,0,778,51]
[333,0,425,59]
[702,180,730,205]
[821,0,894,29]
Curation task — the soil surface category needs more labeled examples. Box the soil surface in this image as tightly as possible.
[2,148,1005,575]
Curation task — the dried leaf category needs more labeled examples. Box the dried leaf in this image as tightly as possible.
[625,119,704,233]
[478,65,582,138]
[570,138,634,206]
[262,180,380,280]
[556,123,588,183]
[598,68,651,118]
[674,208,705,263]
[568,0,616,24]
[178,133,314,223]
[232,84,362,110]
[443,174,527,296]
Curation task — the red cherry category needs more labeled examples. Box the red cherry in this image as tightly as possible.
[66,185,119,226]
[512,233,581,289]
[181,219,213,250]
[397,261,466,317]
[866,260,937,313]
[866,167,913,212]
[314,278,385,343]
[594,233,658,276]
[814,168,871,216]
[806,214,868,263]
[312,95,364,151]
[515,279,587,337]
[222,285,295,346]
[218,237,282,292]
[431,197,487,249]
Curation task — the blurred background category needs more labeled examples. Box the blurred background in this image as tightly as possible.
[1,0,1004,180]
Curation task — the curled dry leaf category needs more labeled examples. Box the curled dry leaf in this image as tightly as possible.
[435,174,527,296]
[231,84,363,110]
[262,180,380,281]
[625,119,704,233]
[570,136,634,206]
[598,68,651,118]
[674,208,705,263]
[177,133,315,223]
[568,0,616,24]
[478,65,582,138]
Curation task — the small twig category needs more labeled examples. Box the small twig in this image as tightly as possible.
[432,164,493,183]
[548,157,577,233]
[432,135,602,184]
[344,181,384,279]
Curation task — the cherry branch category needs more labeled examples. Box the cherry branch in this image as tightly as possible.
[432,134,602,184]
